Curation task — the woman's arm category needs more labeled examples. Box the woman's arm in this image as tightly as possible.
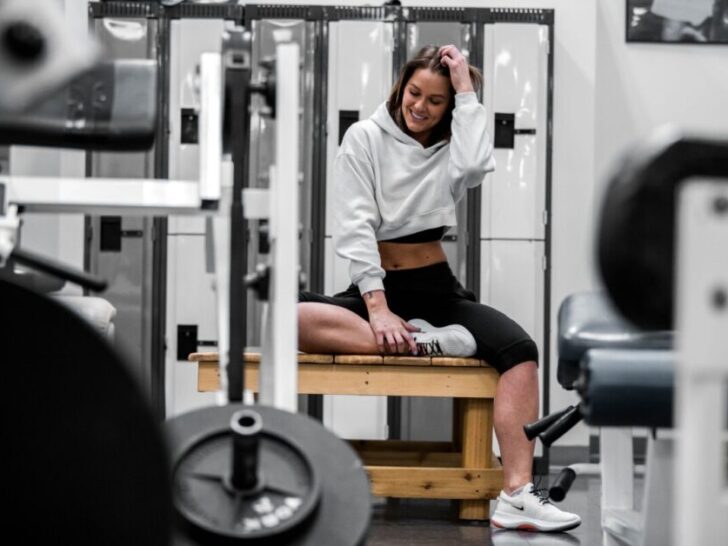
[440,45,496,201]
[333,151,385,293]
[362,289,419,354]
[333,140,418,354]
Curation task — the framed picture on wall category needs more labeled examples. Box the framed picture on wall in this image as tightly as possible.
[627,0,728,43]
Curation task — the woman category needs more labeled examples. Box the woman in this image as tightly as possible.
[299,45,580,532]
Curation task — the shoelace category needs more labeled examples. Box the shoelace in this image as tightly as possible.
[416,339,443,356]
[529,485,551,506]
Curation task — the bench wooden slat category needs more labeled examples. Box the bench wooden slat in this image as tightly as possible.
[431,357,484,367]
[367,467,502,500]
[190,352,490,368]
[360,451,461,468]
[198,361,498,398]
[334,354,384,365]
[348,440,455,453]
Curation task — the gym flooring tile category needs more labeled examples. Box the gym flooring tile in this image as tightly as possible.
[367,473,642,545]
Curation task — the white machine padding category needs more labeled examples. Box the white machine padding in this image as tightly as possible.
[54,295,116,341]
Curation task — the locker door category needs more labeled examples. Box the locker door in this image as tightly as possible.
[481,23,550,453]
[323,20,394,440]
[482,24,548,241]
[165,18,225,417]
[87,17,160,397]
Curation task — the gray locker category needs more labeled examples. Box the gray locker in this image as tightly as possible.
[87,16,163,407]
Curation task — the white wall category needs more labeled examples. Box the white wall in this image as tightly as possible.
[595,1,728,189]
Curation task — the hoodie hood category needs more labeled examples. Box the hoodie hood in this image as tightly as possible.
[370,102,448,153]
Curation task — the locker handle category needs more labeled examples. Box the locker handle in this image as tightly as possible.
[100,216,144,252]
[177,324,217,361]
[494,113,537,149]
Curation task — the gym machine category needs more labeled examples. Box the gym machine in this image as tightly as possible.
[524,129,728,546]
[1,10,370,545]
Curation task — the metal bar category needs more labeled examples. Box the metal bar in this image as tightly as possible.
[310,17,327,296]
[307,15,328,421]
[259,43,300,413]
[225,34,252,403]
[149,13,172,420]
[4,176,211,214]
[673,179,728,544]
[465,20,483,297]
[388,14,408,440]
[542,16,556,465]
[11,247,108,292]
[199,53,223,205]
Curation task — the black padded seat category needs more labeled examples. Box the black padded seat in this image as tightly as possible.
[580,349,675,428]
[557,291,673,389]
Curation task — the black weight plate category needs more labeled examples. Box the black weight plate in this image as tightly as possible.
[173,426,320,540]
[167,404,371,546]
[597,131,728,330]
[0,278,172,545]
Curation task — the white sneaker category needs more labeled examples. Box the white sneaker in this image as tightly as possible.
[408,318,477,357]
[491,483,581,532]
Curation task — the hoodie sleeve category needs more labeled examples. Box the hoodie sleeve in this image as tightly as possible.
[333,148,386,295]
[448,92,496,202]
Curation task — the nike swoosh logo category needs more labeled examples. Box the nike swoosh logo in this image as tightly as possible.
[510,504,525,511]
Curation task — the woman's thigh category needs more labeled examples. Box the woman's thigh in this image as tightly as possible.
[298,290,368,321]
[420,298,539,374]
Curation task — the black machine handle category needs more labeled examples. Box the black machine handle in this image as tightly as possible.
[549,467,576,502]
[538,404,583,448]
[523,405,576,441]
[11,247,107,292]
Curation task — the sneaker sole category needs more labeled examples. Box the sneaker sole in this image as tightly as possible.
[491,517,581,533]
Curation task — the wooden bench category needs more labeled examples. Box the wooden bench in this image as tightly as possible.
[189,352,503,521]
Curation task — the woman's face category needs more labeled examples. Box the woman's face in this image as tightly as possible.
[401,68,451,145]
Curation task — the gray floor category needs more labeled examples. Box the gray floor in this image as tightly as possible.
[367,472,636,545]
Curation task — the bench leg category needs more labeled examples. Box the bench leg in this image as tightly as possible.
[459,398,493,521]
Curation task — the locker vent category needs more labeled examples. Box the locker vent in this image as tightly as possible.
[166,4,244,21]
[91,2,242,21]
[407,7,469,22]
[487,8,552,25]
[332,6,388,21]
[89,1,159,19]
[246,5,316,21]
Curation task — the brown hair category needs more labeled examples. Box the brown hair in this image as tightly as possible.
[387,45,482,147]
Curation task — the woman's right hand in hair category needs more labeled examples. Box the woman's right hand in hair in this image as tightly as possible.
[439,45,474,94]
[363,291,420,354]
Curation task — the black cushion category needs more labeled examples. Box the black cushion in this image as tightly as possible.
[557,291,673,389]
[580,349,674,427]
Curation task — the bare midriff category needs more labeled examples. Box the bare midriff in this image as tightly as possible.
[377,240,448,271]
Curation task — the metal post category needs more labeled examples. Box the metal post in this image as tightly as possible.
[673,179,728,545]
[259,43,300,412]
[224,34,252,403]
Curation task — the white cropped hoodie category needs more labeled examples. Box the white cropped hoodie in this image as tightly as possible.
[333,91,496,294]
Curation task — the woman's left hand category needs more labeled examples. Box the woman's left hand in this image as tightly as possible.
[439,45,474,94]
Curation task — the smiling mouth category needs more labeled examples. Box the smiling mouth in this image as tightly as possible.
[409,109,427,122]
